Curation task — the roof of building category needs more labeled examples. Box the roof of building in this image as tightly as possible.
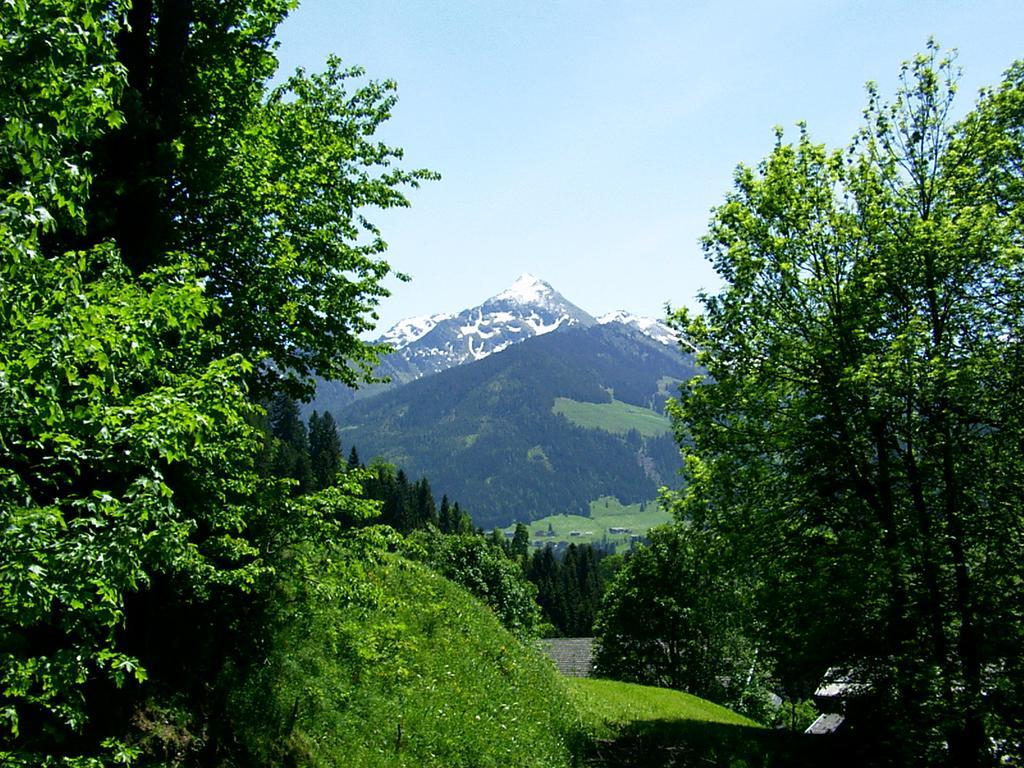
[805,712,846,735]
[814,667,868,699]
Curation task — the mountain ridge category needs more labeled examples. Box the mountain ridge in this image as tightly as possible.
[306,274,683,417]
[377,274,680,360]
[375,273,596,384]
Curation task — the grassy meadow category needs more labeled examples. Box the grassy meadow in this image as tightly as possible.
[522,496,670,548]
[567,678,843,767]
[567,678,760,736]
[552,397,671,437]
[230,548,583,768]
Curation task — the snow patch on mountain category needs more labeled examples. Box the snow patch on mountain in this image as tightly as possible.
[379,312,454,349]
[597,310,680,347]
[373,274,596,382]
[493,273,552,304]
[524,311,566,336]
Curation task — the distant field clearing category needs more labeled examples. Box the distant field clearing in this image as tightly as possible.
[552,397,671,437]
[521,496,670,548]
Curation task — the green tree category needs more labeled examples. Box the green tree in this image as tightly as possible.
[268,391,313,493]
[0,2,264,758]
[510,522,530,562]
[569,544,602,636]
[406,530,542,637]
[526,543,610,637]
[308,410,342,491]
[0,0,432,762]
[592,526,761,713]
[392,468,413,531]
[347,444,362,470]
[60,0,437,398]
[439,494,454,532]
[669,45,1024,764]
[488,527,507,552]
[527,546,560,631]
[412,476,438,529]
[450,501,474,534]
[949,60,1024,753]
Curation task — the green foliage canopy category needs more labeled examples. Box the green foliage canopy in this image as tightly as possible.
[66,0,438,398]
[0,0,432,762]
[592,526,762,716]
[406,530,543,637]
[669,44,1024,765]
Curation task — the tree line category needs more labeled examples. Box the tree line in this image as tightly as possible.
[6,2,1020,765]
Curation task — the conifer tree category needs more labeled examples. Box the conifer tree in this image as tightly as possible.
[413,477,438,529]
[268,392,312,493]
[439,494,454,533]
[510,523,530,562]
[451,501,473,534]
[308,410,342,491]
[346,445,362,470]
[488,527,507,552]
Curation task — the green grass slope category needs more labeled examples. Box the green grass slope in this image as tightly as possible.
[229,544,581,768]
[568,678,844,768]
[552,397,671,437]
[567,678,758,737]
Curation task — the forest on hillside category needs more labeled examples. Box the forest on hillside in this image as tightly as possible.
[330,322,696,527]
[2,0,1023,766]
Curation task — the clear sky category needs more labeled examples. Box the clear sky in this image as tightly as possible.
[273,1,1024,334]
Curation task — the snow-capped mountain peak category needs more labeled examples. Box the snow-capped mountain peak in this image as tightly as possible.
[492,273,554,305]
[374,275,595,383]
[597,310,681,347]
[370,277,689,391]
[378,312,454,349]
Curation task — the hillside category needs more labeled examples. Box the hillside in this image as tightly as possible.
[569,678,760,733]
[230,545,582,768]
[307,274,598,414]
[335,322,699,528]
[570,678,844,768]
[527,497,670,548]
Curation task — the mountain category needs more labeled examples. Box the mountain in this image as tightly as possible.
[375,273,596,385]
[376,312,455,349]
[306,275,680,417]
[596,310,681,347]
[334,321,699,529]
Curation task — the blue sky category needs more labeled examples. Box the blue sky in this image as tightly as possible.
[274,1,1024,333]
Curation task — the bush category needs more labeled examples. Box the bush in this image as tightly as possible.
[405,529,543,637]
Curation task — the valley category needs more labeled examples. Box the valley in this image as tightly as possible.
[12,4,1019,763]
